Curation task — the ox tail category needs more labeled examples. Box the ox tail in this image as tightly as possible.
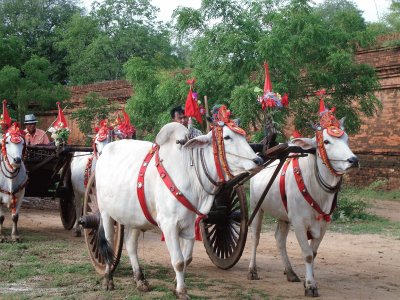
[97,218,115,266]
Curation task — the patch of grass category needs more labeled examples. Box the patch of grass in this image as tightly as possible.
[330,215,400,238]
[236,288,273,299]
[342,182,400,202]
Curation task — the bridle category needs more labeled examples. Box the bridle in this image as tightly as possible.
[0,132,28,214]
[190,123,251,195]
[314,127,343,193]
[84,129,113,187]
[1,134,25,179]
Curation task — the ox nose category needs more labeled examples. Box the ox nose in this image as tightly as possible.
[348,156,359,167]
[253,156,264,166]
[13,157,22,165]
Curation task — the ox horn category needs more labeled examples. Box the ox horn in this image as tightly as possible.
[307,121,319,131]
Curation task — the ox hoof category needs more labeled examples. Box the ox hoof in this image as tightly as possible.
[102,278,114,291]
[11,235,22,243]
[175,289,189,300]
[305,286,319,297]
[247,269,260,280]
[136,279,150,292]
[73,228,82,237]
[285,269,300,282]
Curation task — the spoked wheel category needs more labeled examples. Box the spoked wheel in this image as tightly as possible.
[200,185,248,269]
[82,173,124,275]
[59,190,76,230]
[58,165,76,230]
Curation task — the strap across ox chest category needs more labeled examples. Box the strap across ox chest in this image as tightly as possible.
[279,130,342,224]
[136,125,233,240]
[0,135,29,214]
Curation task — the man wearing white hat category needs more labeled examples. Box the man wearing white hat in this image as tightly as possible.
[24,114,50,145]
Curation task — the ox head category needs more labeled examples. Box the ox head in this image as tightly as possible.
[1,123,25,169]
[93,120,113,156]
[291,115,358,175]
[184,116,262,180]
[184,127,262,177]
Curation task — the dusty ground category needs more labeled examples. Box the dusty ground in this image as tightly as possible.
[3,197,400,299]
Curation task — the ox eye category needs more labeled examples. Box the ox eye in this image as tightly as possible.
[324,140,330,145]
[224,136,231,140]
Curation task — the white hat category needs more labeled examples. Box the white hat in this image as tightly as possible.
[24,114,38,124]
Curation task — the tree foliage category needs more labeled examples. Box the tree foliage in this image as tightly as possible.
[58,0,180,85]
[0,56,70,122]
[173,0,381,138]
[70,92,116,143]
[124,57,191,140]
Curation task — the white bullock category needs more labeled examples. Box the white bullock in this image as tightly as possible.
[95,122,262,299]
[70,128,112,236]
[0,125,28,242]
[248,118,358,297]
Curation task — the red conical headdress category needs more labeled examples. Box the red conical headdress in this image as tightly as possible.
[54,102,68,130]
[263,62,273,93]
[184,79,202,124]
[213,105,246,136]
[1,100,12,130]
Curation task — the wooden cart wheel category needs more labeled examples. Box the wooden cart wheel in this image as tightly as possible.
[83,173,124,275]
[200,185,248,269]
[59,165,76,230]
[59,190,76,230]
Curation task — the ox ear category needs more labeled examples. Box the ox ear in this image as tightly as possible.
[156,122,188,146]
[183,134,211,149]
[290,137,316,150]
[339,117,346,130]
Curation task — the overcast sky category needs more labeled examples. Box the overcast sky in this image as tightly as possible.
[82,0,391,23]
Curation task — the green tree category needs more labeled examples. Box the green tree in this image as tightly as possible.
[386,0,400,31]
[174,0,381,137]
[70,92,116,143]
[59,0,180,85]
[124,57,191,140]
[0,56,70,122]
[0,0,82,82]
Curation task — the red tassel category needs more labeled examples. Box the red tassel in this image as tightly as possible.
[263,62,273,93]
[161,232,165,241]
[195,215,206,241]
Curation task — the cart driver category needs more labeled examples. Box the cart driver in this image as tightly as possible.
[24,114,50,145]
[170,106,202,139]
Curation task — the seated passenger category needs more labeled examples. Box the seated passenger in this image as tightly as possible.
[24,114,50,145]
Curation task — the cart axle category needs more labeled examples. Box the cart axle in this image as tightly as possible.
[79,213,100,229]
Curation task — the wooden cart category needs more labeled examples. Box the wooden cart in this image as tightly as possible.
[24,144,92,230]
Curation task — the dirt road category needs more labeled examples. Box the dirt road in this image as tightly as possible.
[4,198,400,299]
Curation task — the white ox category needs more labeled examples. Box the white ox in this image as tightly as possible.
[248,119,358,297]
[70,129,112,236]
[95,122,261,299]
[0,127,28,242]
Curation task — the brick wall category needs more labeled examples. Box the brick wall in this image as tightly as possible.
[347,42,400,188]
[36,80,132,144]
[34,39,399,188]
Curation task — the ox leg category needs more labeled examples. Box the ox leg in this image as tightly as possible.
[101,214,115,291]
[310,224,327,261]
[125,227,149,292]
[181,237,195,273]
[0,211,5,242]
[293,225,319,297]
[11,212,21,242]
[275,220,300,282]
[248,209,263,280]
[162,225,188,300]
[73,195,83,237]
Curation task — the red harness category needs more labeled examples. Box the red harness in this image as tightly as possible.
[279,157,336,224]
[0,177,29,214]
[137,144,207,240]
